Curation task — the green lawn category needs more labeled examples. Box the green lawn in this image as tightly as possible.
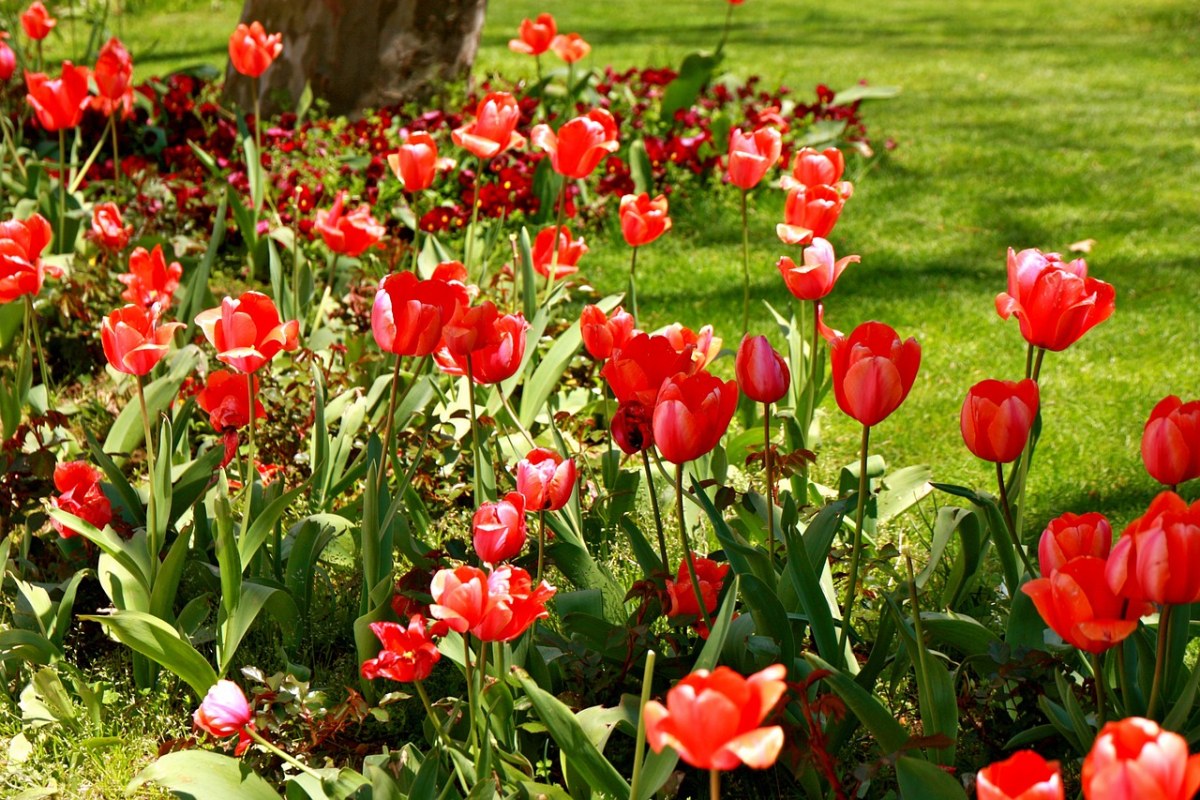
[47,0,1200,521]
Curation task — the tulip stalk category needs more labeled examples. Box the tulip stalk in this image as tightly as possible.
[1092,652,1106,726]
[739,190,751,335]
[465,355,485,503]
[838,424,871,657]
[379,354,429,492]
[628,649,657,800]
[111,115,121,193]
[628,245,640,321]
[544,177,568,305]
[464,155,483,274]
[763,402,777,555]
[244,727,322,779]
[1147,605,1173,719]
[23,295,51,398]
[995,461,1035,578]
[716,0,735,54]
[135,375,158,576]
[536,510,547,584]
[642,450,670,569]
[242,375,260,527]
[675,464,712,630]
[710,769,721,800]
[57,130,67,252]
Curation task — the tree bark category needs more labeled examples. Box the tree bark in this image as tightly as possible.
[224,0,488,117]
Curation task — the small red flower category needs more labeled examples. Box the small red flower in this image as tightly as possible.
[228,21,282,79]
[89,203,132,251]
[20,2,56,40]
[360,616,446,684]
[25,61,91,132]
[49,461,112,539]
[516,448,576,512]
[100,305,183,376]
[118,245,183,312]
[509,14,557,56]
[531,225,587,280]
[315,191,385,257]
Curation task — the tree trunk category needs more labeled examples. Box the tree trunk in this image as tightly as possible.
[224,0,488,117]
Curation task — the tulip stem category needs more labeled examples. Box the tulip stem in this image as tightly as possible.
[536,510,546,584]
[464,155,483,275]
[465,354,484,503]
[409,197,422,274]
[136,375,158,575]
[675,464,712,631]
[253,82,263,213]
[806,298,821,451]
[710,769,721,800]
[378,354,405,491]
[642,450,669,570]
[544,177,568,306]
[628,649,657,800]
[1032,347,1046,382]
[838,424,871,660]
[245,727,322,779]
[628,245,640,322]
[23,295,52,400]
[996,460,1035,579]
[1147,605,1172,720]
[242,374,259,532]
[739,189,751,336]
[68,117,114,195]
[111,114,121,194]
[1024,342,1035,380]
[57,130,67,252]
[763,401,776,557]
[716,0,735,54]
[310,250,337,335]
[1092,652,1106,727]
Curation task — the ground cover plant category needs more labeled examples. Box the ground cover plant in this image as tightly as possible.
[1,0,1199,798]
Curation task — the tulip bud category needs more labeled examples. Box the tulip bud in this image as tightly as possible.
[472,492,528,564]
[976,750,1063,800]
[735,335,790,404]
[516,448,576,511]
[959,379,1039,464]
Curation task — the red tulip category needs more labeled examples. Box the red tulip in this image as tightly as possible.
[89,202,132,251]
[776,237,859,301]
[0,34,15,82]
[602,332,696,407]
[474,565,556,642]
[784,147,847,190]
[435,305,529,384]
[452,91,525,160]
[653,370,739,464]
[360,616,446,683]
[25,61,90,132]
[516,448,576,512]
[611,400,655,455]
[995,248,1115,352]
[665,553,729,623]
[315,191,385,257]
[372,271,460,357]
[118,245,183,312]
[101,305,183,376]
[735,335,790,404]
[194,680,254,756]
[976,750,1063,800]
[473,492,528,564]
[726,127,782,190]
[430,564,554,642]
[196,370,265,433]
[1141,396,1200,487]
[1107,492,1200,606]
[1022,556,1147,653]
[195,291,300,374]
[619,193,672,248]
[0,213,54,303]
[550,33,590,64]
[828,321,921,427]
[91,37,134,119]
[580,304,637,361]
[1083,717,1200,800]
[509,14,557,56]
[777,184,846,245]
[644,664,786,771]
[531,225,587,280]
[960,378,1039,464]
[49,461,111,539]
[228,21,282,79]
[1038,512,1112,576]
[20,2,56,40]
[663,322,721,372]
[531,109,619,180]
[387,132,455,193]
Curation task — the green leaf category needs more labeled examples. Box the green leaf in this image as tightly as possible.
[219,582,297,677]
[785,520,842,667]
[103,345,201,459]
[149,528,193,623]
[85,429,144,525]
[128,750,282,800]
[240,482,308,567]
[804,653,910,753]
[46,511,149,593]
[661,50,719,118]
[692,476,776,591]
[518,226,537,322]
[79,610,217,698]
[896,756,966,800]
[629,139,653,194]
[920,612,1000,658]
[0,629,61,667]
[831,84,902,105]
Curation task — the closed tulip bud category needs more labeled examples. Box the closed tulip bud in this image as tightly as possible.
[20,2,56,40]
[195,291,300,374]
[995,248,1115,352]
[1082,717,1200,800]
[735,335,790,404]
[531,109,619,180]
[509,14,556,56]
[452,92,525,160]
[550,32,590,64]
[25,61,91,132]
[580,304,636,361]
[611,401,654,455]
[1141,396,1200,488]
[652,370,739,464]
[91,37,134,119]
[1022,556,1148,653]
[361,616,445,684]
[516,448,576,511]
[228,21,282,78]
[49,461,112,539]
[315,191,385,257]
[387,132,455,194]
[777,184,846,245]
[619,193,672,248]
[0,35,15,83]
[976,751,1063,800]
[1038,512,1112,576]
[644,665,787,771]
[473,492,528,564]
[726,127,782,190]
[101,305,183,376]
[777,238,859,301]
[1106,492,1200,606]
[89,202,132,251]
[828,321,921,428]
[960,379,1039,464]
[194,680,254,756]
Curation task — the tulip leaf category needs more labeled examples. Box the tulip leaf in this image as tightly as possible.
[785,517,843,668]
[518,226,537,321]
[103,345,201,460]
[919,612,1000,658]
[691,476,776,591]
[79,610,216,699]
[895,756,967,800]
[661,50,719,118]
[128,750,283,800]
[629,138,653,195]
[831,83,902,105]
[47,510,149,593]
[178,191,225,342]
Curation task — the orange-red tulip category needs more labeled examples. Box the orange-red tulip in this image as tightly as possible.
[531,109,619,180]
[196,370,265,433]
[101,304,183,376]
[665,553,729,624]
[89,202,131,251]
[735,335,790,404]
[776,237,859,301]
[580,304,636,360]
[550,33,590,64]
[828,321,920,428]
[473,492,528,564]
[0,213,54,303]
[1107,492,1200,606]
[619,193,672,248]
[960,378,1039,464]
[652,370,738,464]
[195,291,300,374]
[91,37,134,119]
[371,271,460,357]
[1022,556,1147,653]
[602,332,696,407]
[726,127,782,190]
[430,565,554,642]
[516,448,576,512]
[1038,512,1112,576]
[361,616,445,684]
[228,21,282,79]
[435,305,529,384]
[194,680,254,756]
[777,183,846,245]
[387,132,454,193]
[118,245,183,312]
[995,248,1115,352]
[49,461,111,539]
[1141,396,1200,488]
[976,750,1063,800]
[20,2,56,40]
[315,191,385,257]
[452,91,525,160]
[25,61,90,131]
[644,664,786,771]
[1082,717,1200,800]
[508,14,557,56]
[784,146,847,190]
[531,225,587,279]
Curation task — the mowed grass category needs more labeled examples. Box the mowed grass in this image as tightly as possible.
[47,0,1200,525]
